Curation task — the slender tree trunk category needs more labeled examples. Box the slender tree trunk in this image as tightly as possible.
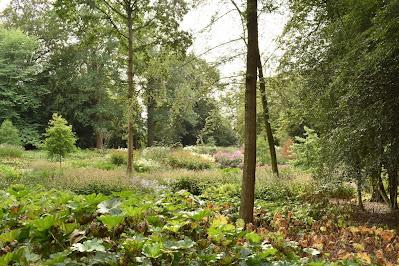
[126,6,134,178]
[388,164,398,210]
[257,53,279,177]
[355,162,364,210]
[239,0,258,224]
[147,79,156,147]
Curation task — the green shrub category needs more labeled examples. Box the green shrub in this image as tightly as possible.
[110,150,127,165]
[133,158,159,173]
[142,146,170,161]
[67,182,125,195]
[171,177,203,195]
[95,161,116,170]
[0,119,21,146]
[317,182,355,199]
[167,150,214,170]
[43,113,77,163]
[0,164,22,187]
[0,144,23,158]
[292,127,321,172]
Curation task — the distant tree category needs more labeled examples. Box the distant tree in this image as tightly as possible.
[0,120,21,146]
[43,113,76,167]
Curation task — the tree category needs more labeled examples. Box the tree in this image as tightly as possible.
[0,26,44,147]
[55,0,191,177]
[280,0,399,209]
[240,0,258,224]
[43,113,76,167]
[0,120,21,146]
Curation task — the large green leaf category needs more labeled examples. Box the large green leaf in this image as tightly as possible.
[98,215,124,229]
[71,239,106,253]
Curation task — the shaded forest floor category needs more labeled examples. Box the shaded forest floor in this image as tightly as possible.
[1,146,399,264]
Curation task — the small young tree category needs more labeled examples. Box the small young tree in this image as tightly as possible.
[43,113,76,167]
[0,119,21,146]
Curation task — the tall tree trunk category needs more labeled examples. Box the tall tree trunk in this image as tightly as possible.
[257,53,279,177]
[126,6,134,178]
[147,79,156,147]
[96,132,104,149]
[388,164,398,210]
[239,0,258,224]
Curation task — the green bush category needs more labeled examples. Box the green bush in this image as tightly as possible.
[95,161,116,170]
[317,182,355,199]
[292,127,321,172]
[0,164,22,187]
[43,113,77,163]
[142,146,170,161]
[171,177,203,195]
[133,158,160,173]
[0,119,21,146]
[167,150,214,170]
[67,182,125,195]
[110,150,127,165]
[0,144,23,158]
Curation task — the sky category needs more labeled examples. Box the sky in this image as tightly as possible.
[0,0,288,80]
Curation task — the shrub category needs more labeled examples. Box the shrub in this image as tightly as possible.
[95,161,116,170]
[171,177,203,195]
[43,113,77,164]
[0,164,21,187]
[142,146,170,161]
[167,150,214,170]
[316,181,355,200]
[292,127,321,172]
[0,144,23,158]
[110,150,127,165]
[134,158,160,173]
[184,145,217,155]
[0,119,21,146]
[213,150,243,168]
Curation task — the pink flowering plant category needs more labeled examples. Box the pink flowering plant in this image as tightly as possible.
[213,150,243,168]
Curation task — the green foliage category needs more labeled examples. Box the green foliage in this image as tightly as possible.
[0,120,21,146]
[0,185,362,265]
[43,113,76,162]
[167,150,214,170]
[0,144,23,158]
[292,127,321,172]
[0,164,22,187]
[171,177,203,195]
[110,151,127,166]
[133,158,160,173]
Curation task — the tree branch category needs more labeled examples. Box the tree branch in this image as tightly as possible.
[100,0,127,19]
[95,5,128,40]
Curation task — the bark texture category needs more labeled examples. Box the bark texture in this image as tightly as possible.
[239,0,258,224]
[257,52,279,177]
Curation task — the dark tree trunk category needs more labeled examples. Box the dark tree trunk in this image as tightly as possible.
[147,79,156,147]
[257,52,279,177]
[370,167,389,204]
[96,132,104,149]
[239,0,258,224]
[126,5,134,178]
[388,164,398,210]
[355,162,364,210]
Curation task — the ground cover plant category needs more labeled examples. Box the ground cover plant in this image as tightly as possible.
[2,184,395,265]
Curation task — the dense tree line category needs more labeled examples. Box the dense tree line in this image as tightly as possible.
[0,0,237,150]
[276,0,399,209]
